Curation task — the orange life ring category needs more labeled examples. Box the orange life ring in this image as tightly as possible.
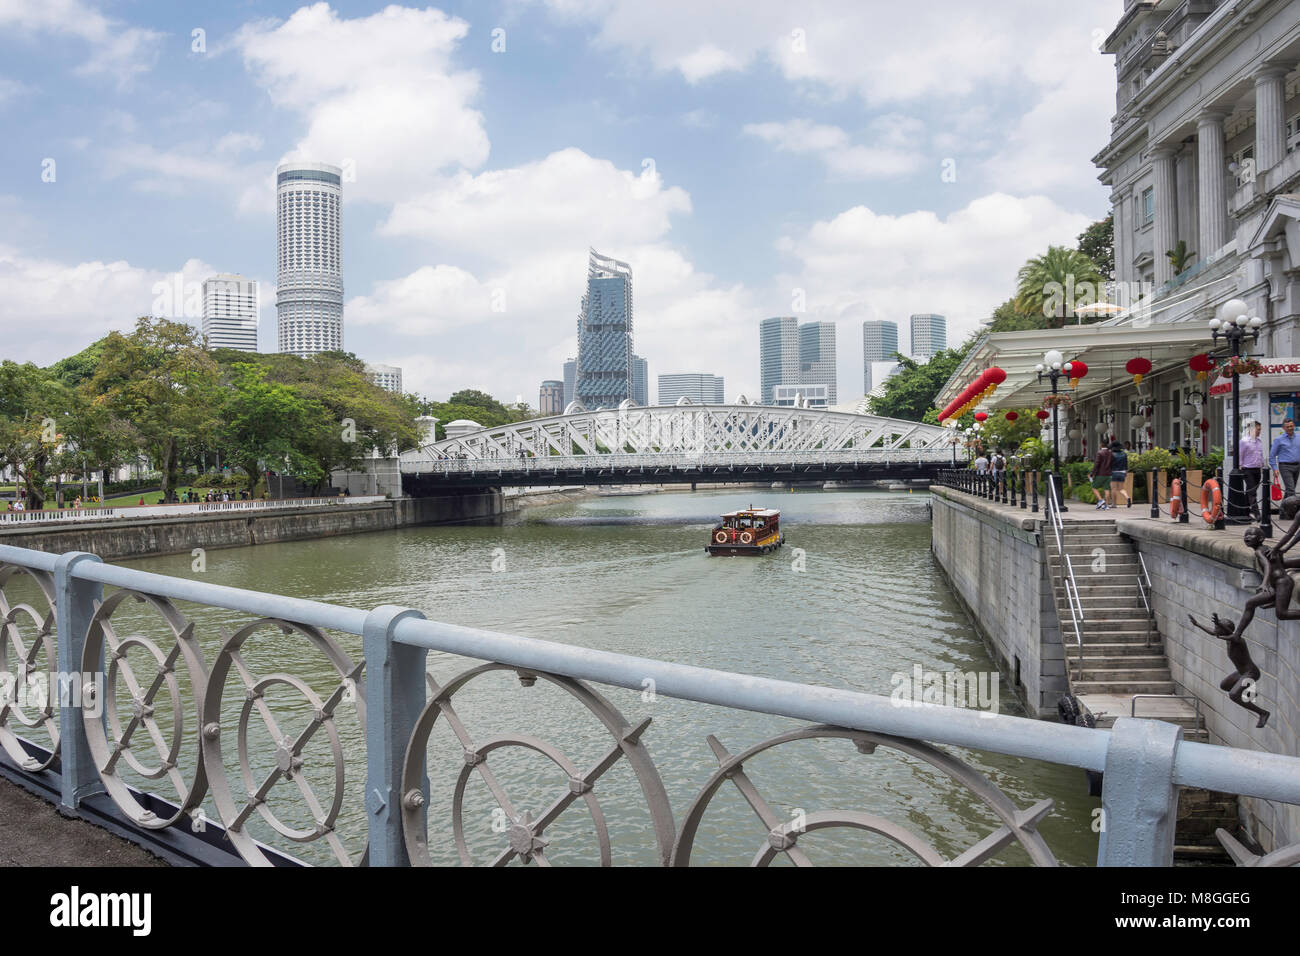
[1169,478,1182,518]
[714,530,728,544]
[1201,478,1222,524]
[740,531,754,544]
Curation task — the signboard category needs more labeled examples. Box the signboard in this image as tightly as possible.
[1210,358,1300,396]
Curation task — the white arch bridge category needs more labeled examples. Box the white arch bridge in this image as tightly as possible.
[400,403,956,490]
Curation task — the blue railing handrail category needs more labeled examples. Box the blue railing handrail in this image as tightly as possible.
[2,538,1299,866]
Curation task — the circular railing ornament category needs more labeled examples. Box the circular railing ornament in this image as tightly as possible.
[201,618,364,866]
[670,726,1057,867]
[401,665,674,866]
[0,566,59,771]
[81,590,209,829]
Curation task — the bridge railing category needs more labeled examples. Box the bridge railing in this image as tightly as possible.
[1,540,1298,867]
[405,449,953,474]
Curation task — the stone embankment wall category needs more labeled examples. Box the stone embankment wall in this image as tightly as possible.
[2,492,504,561]
[929,487,1065,718]
[1118,519,1300,852]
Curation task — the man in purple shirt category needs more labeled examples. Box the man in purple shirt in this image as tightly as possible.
[1239,420,1264,519]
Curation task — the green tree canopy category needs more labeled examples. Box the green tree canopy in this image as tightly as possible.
[1014,246,1105,325]
[868,340,975,422]
[1077,214,1114,278]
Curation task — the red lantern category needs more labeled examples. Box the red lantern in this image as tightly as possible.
[974,412,988,422]
[1125,357,1152,385]
[1189,353,1215,381]
[986,366,1007,385]
[1066,359,1088,388]
[1005,411,1018,421]
[1036,410,1050,420]
[1200,418,1210,432]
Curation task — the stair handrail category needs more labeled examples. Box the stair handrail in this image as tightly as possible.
[1137,551,1156,649]
[1131,693,1203,734]
[1046,473,1084,652]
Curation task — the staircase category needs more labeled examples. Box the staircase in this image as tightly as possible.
[1044,512,1207,741]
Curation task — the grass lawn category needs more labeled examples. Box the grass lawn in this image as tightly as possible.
[1,486,228,510]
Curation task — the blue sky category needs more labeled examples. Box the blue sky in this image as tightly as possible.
[0,0,1119,402]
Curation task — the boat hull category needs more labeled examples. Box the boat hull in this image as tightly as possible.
[706,533,785,556]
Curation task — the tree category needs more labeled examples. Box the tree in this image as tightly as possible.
[0,361,68,509]
[1014,246,1104,326]
[446,389,506,414]
[986,298,1046,333]
[54,384,137,501]
[216,363,326,494]
[1167,239,1196,276]
[869,340,975,422]
[1077,214,1114,278]
[416,391,534,439]
[91,317,220,502]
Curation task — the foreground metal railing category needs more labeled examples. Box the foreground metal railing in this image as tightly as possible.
[2,540,1299,867]
[405,449,951,476]
[1045,475,1085,653]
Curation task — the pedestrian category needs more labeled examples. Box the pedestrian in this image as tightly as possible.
[974,452,989,475]
[1108,440,1131,508]
[138,497,145,506]
[990,449,1006,487]
[1270,417,1300,497]
[1239,420,1265,519]
[1090,442,1114,509]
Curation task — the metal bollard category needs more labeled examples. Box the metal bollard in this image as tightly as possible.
[1031,471,1039,513]
[1149,468,1159,519]
[1179,468,1190,524]
[1213,467,1225,530]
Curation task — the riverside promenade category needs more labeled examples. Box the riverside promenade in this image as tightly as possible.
[931,480,1300,854]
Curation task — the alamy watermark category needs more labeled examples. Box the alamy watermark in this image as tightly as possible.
[889,664,999,717]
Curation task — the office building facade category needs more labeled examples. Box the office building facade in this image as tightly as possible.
[277,161,343,357]
[799,321,837,406]
[759,316,800,404]
[364,363,402,394]
[910,313,947,360]
[575,249,634,408]
[772,384,829,408]
[202,274,258,352]
[862,320,899,394]
[539,380,564,415]
[658,373,725,404]
[562,358,576,409]
[632,354,648,405]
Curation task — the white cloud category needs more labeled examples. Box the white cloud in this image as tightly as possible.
[236,3,490,204]
[0,246,220,364]
[0,0,163,86]
[776,193,1094,396]
[380,147,691,259]
[743,118,919,179]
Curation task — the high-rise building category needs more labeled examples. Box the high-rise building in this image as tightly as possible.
[658,373,725,405]
[562,358,576,408]
[202,274,258,352]
[364,363,402,394]
[759,316,800,404]
[539,380,564,415]
[575,249,633,409]
[773,384,829,408]
[910,313,947,360]
[799,321,837,406]
[277,161,343,357]
[631,354,648,405]
[862,320,899,394]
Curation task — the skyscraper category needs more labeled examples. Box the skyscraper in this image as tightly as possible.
[862,320,899,395]
[910,313,947,360]
[799,321,837,406]
[202,274,258,352]
[575,249,633,409]
[364,363,402,394]
[631,354,648,405]
[563,358,576,408]
[276,161,343,356]
[759,316,800,404]
[658,373,725,404]
[539,380,564,415]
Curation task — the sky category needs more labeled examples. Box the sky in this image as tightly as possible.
[0,0,1121,404]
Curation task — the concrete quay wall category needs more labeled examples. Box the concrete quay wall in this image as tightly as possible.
[1117,519,1300,852]
[929,487,1066,718]
[1,492,504,561]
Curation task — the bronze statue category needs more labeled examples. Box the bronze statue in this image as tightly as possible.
[1187,612,1270,728]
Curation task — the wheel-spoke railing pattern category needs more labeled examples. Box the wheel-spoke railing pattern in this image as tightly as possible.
[1,541,1300,867]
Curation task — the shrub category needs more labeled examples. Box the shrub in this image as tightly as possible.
[1131,448,1174,473]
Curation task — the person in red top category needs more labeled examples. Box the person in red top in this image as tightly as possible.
[1089,444,1114,509]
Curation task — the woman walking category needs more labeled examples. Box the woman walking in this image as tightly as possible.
[1090,442,1114,509]
[1107,440,1131,508]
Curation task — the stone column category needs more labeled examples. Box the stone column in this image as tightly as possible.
[1255,65,1289,173]
[1197,112,1227,260]
[1153,147,1178,286]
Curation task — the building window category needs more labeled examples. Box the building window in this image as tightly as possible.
[1287,113,1300,154]
[1232,144,1255,187]
[1140,187,1154,226]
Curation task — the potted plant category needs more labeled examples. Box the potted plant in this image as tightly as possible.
[1175,447,1202,507]
[1132,448,1174,507]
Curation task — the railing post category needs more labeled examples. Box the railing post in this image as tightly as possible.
[53,551,104,810]
[1097,717,1182,866]
[363,605,428,867]
[1149,468,1159,519]
[1031,471,1038,513]
[1179,467,1190,524]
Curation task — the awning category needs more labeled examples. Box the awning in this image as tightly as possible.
[936,323,1215,412]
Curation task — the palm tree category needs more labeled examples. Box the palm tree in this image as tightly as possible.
[1014,246,1104,327]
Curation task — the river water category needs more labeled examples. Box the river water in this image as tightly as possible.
[29,488,1102,865]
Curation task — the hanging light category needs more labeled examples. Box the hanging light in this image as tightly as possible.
[1005,411,1019,421]
[1125,357,1152,385]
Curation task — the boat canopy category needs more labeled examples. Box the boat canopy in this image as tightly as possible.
[720,509,780,518]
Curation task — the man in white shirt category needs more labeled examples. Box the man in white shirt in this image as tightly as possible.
[974,454,989,475]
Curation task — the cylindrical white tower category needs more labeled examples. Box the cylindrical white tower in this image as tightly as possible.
[276,161,343,356]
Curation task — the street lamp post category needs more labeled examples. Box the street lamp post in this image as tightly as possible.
[1035,349,1070,511]
[1210,298,1263,524]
